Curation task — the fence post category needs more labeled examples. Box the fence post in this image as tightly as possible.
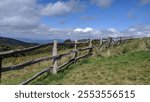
[99,38,103,46]
[89,38,92,47]
[0,57,2,83]
[73,40,78,63]
[107,37,112,48]
[74,40,78,50]
[88,39,93,55]
[52,40,58,74]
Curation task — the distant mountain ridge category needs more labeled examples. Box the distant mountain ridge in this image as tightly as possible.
[17,38,64,44]
[0,36,38,47]
[0,36,40,52]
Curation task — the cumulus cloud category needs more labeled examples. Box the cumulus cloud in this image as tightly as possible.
[0,0,84,39]
[41,0,84,16]
[71,25,150,39]
[72,27,121,39]
[0,0,149,40]
[74,27,93,33]
[0,0,40,28]
[123,24,150,37]
[91,0,114,8]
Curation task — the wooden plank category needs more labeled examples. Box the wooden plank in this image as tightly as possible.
[0,57,2,83]
[78,47,92,51]
[58,50,92,72]
[0,43,50,58]
[58,53,91,72]
[20,68,49,85]
[58,50,74,59]
[76,53,90,61]
[2,56,54,72]
[1,51,75,73]
[1,43,94,73]
[57,58,75,72]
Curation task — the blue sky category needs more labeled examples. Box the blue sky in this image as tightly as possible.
[39,0,150,30]
[0,0,150,40]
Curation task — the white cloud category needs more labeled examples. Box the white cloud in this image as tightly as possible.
[122,25,150,38]
[107,28,117,33]
[41,0,83,16]
[0,0,41,29]
[0,0,150,40]
[74,27,93,33]
[0,0,84,39]
[91,0,114,8]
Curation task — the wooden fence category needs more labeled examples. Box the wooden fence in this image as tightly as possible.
[0,37,129,85]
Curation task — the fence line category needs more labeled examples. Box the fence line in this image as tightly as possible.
[0,37,130,84]
[0,43,51,58]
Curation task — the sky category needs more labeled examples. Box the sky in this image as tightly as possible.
[0,0,150,40]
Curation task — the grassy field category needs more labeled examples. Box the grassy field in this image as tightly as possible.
[33,50,150,85]
[31,37,150,85]
[1,37,150,85]
[1,47,74,85]
[0,43,88,85]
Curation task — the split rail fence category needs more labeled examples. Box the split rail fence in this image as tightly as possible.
[0,37,129,85]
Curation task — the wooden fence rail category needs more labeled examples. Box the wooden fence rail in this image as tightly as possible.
[20,68,50,85]
[0,37,130,84]
[0,43,51,58]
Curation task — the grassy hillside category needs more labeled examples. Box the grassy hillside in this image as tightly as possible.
[31,37,150,85]
[0,36,38,52]
[33,50,150,85]
[1,37,150,85]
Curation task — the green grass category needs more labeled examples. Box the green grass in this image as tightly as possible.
[96,37,150,57]
[32,50,150,85]
[1,37,150,85]
[1,48,74,85]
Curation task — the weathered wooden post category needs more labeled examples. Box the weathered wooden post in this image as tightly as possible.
[73,40,78,63]
[74,40,78,51]
[89,38,92,47]
[52,40,58,74]
[107,37,112,48]
[0,57,2,83]
[88,38,93,55]
[99,38,103,46]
